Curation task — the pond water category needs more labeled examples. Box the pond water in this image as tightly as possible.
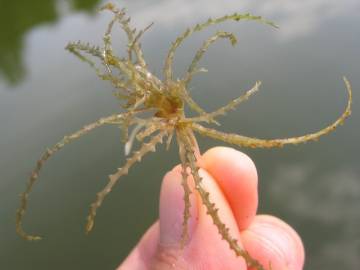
[1,0,359,269]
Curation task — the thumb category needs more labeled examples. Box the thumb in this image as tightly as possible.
[117,168,197,270]
[119,166,250,270]
[154,167,248,269]
[117,168,198,270]
[158,169,198,248]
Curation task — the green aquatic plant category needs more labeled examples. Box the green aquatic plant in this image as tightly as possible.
[16,3,352,269]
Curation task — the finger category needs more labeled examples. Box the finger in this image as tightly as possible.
[153,167,248,269]
[158,169,198,248]
[117,222,159,270]
[202,147,258,230]
[240,215,305,270]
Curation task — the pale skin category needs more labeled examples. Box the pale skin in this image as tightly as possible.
[118,147,304,270]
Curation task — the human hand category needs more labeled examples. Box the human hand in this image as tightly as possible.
[118,147,304,270]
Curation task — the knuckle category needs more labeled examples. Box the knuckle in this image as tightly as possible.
[151,246,187,270]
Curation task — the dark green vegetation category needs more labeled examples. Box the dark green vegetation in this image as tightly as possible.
[0,0,99,84]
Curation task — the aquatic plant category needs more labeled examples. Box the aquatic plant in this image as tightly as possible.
[16,3,352,269]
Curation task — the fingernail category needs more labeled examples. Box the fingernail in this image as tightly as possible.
[159,169,198,247]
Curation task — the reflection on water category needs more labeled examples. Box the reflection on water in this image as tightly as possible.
[2,0,359,85]
[271,164,360,269]
[129,0,360,39]
[0,1,359,270]
[0,0,99,85]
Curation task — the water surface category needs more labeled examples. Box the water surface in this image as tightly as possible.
[1,1,359,269]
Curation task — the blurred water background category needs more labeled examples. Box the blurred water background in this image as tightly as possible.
[0,0,359,269]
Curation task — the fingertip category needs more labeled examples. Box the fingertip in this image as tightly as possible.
[202,147,258,230]
[241,215,305,270]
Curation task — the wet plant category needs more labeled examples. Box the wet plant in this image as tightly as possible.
[16,3,352,269]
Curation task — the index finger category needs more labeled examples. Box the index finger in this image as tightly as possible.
[201,146,258,230]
